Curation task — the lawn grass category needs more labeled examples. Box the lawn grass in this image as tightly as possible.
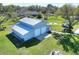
[0,31,19,55]
[0,16,79,55]
[48,16,65,32]
[0,30,79,55]
[0,31,65,55]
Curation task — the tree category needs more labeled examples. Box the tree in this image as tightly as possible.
[55,4,76,33]
[74,5,79,16]
[55,8,62,16]
[37,14,42,19]
[28,5,41,12]
[60,4,79,33]
[0,3,4,13]
[0,16,7,30]
[47,4,58,14]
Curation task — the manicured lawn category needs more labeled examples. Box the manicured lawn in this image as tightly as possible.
[0,16,79,55]
[0,31,18,54]
[0,30,79,55]
[0,31,65,55]
[48,16,65,32]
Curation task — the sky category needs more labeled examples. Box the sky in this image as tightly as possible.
[0,0,79,7]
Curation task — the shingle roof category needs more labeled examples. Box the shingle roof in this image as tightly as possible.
[12,25,29,35]
[20,17,42,26]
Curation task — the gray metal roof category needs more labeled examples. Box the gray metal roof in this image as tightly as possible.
[12,25,29,35]
[20,17,42,26]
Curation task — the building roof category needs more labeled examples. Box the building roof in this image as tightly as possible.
[20,17,42,26]
[12,25,29,35]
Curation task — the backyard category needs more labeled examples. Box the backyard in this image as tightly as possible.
[0,16,79,55]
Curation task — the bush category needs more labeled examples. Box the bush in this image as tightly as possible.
[37,14,42,19]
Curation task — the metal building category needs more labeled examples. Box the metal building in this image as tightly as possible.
[12,17,50,42]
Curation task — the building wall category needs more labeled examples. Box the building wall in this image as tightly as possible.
[12,20,50,42]
[41,26,47,34]
[23,31,34,41]
[34,28,41,37]
[12,29,24,39]
[33,21,50,37]
[34,26,50,37]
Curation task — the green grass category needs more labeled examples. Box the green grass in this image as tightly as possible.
[0,31,18,54]
[0,30,79,55]
[0,16,79,55]
[48,16,65,32]
[0,31,69,55]
[0,31,65,55]
[1,31,79,54]
[48,16,65,23]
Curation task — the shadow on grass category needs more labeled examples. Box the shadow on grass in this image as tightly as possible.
[6,33,40,48]
[23,38,40,48]
[53,33,79,54]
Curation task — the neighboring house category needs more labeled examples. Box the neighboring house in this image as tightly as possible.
[47,13,54,16]
[26,11,40,18]
[12,17,50,43]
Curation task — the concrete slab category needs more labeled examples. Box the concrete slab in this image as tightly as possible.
[44,34,52,39]
[74,29,79,34]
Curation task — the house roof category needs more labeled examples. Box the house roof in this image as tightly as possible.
[12,25,29,35]
[20,17,42,26]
